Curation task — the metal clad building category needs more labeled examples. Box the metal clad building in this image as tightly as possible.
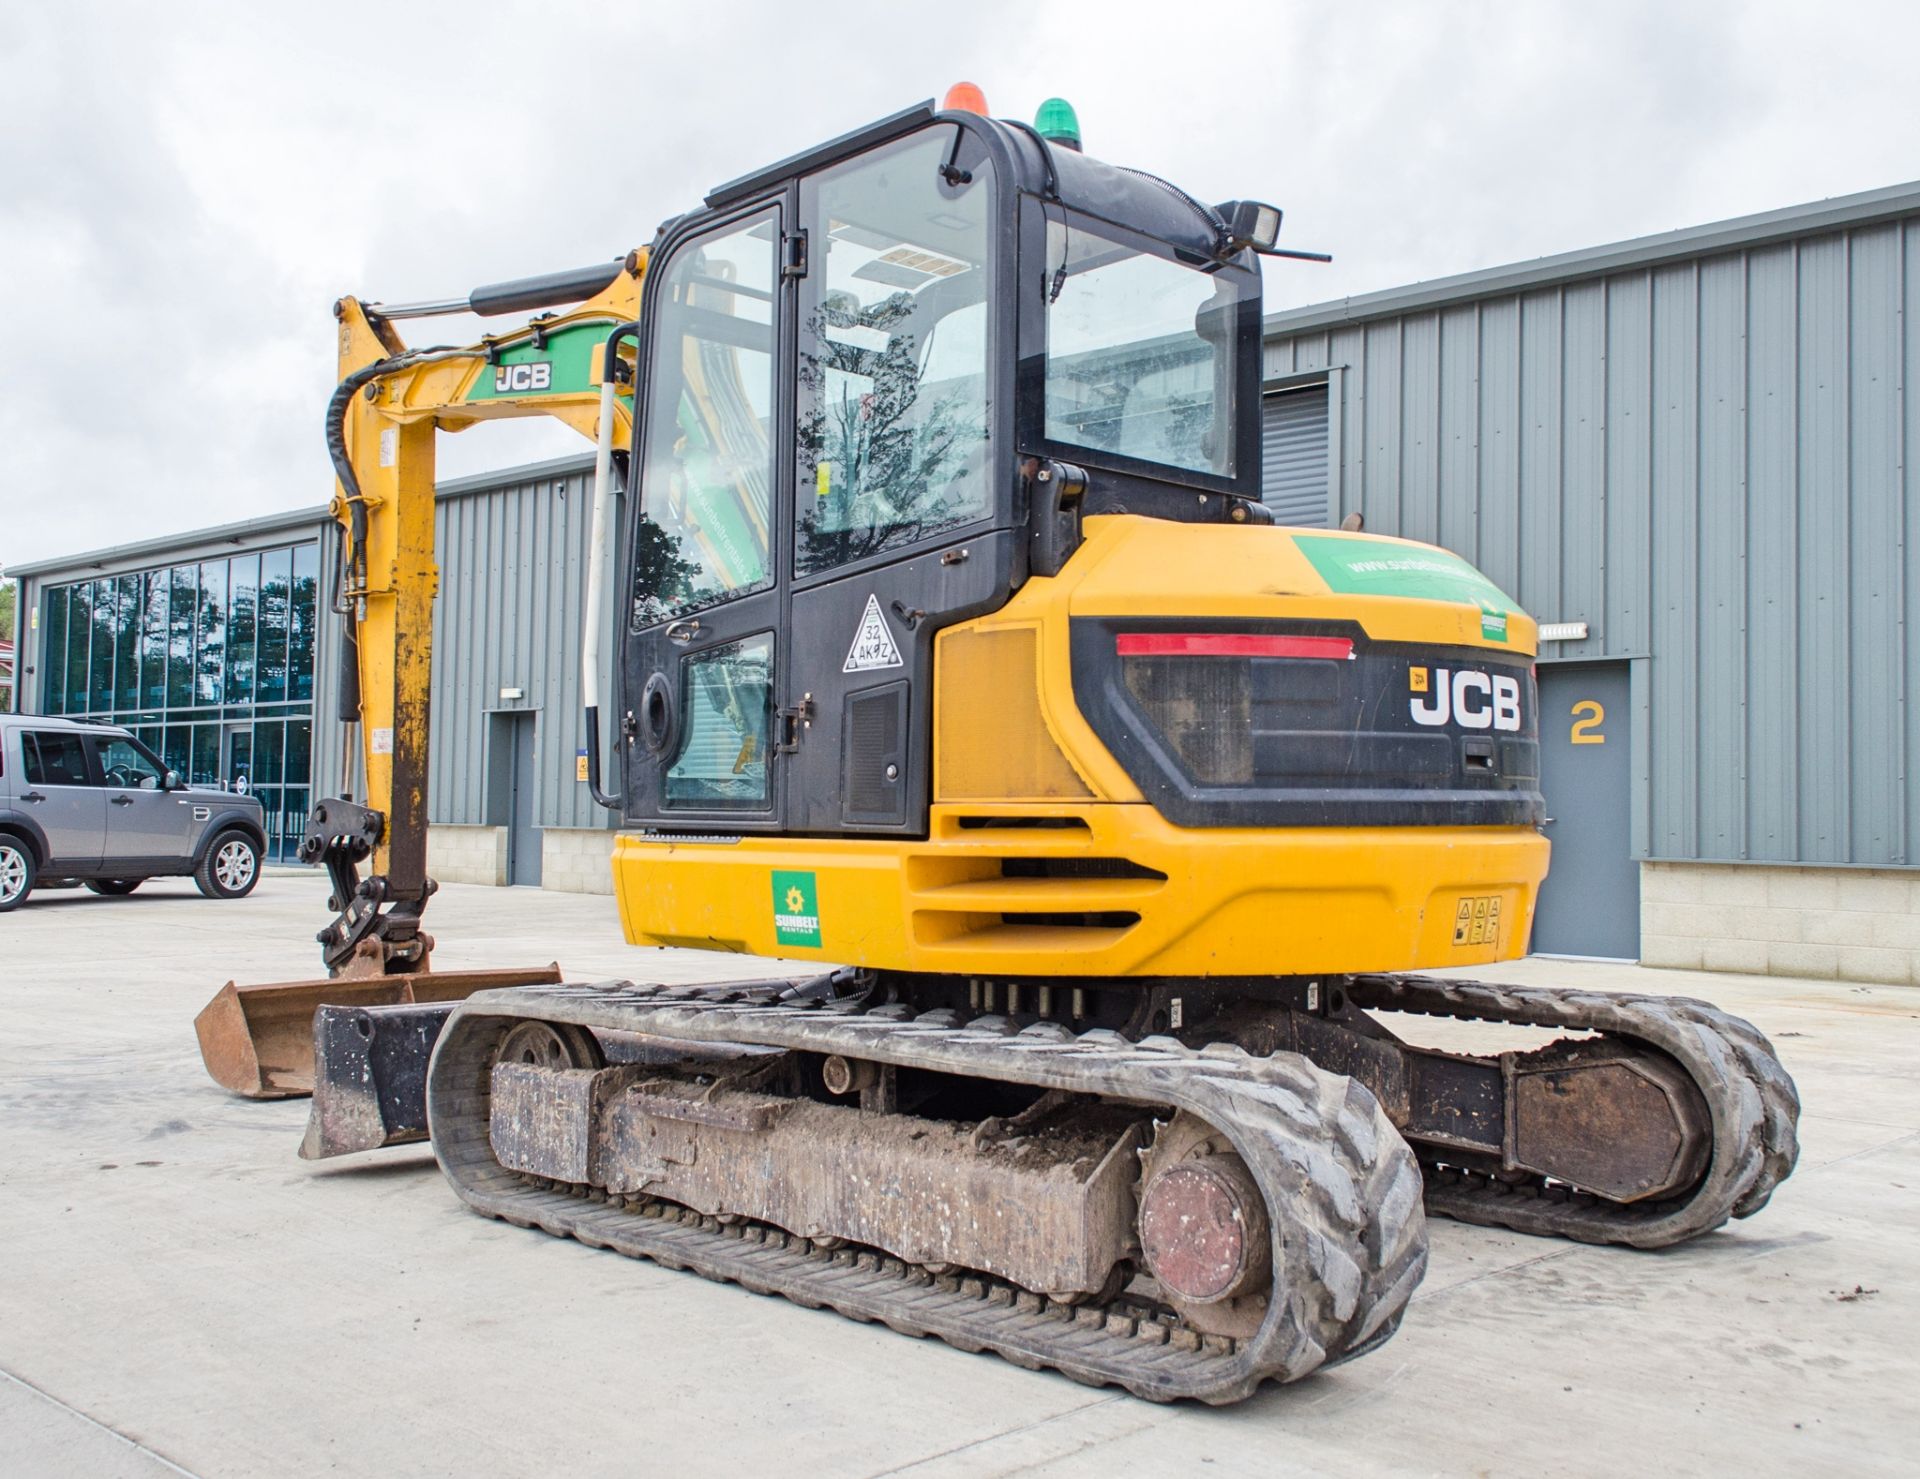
[1261,180,1920,980]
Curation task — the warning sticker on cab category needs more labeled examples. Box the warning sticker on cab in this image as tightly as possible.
[843,593,904,673]
[772,870,823,948]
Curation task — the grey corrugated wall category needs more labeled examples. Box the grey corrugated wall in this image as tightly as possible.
[427,455,614,832]
[1261,385,1332,527]
[1265,216,1918,869]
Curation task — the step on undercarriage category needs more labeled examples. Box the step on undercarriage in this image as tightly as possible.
[397,971,1798,1403]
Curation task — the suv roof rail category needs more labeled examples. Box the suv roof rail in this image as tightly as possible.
[5,713,123,727]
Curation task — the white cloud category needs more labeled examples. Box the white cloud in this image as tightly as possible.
[2,0,1916,566]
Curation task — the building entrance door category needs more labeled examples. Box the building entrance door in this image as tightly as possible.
[504,712,541,887]
[1533,663,1638,958]
[222,725,253,796]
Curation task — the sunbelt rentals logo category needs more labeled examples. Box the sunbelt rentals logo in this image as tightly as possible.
[772,870,822,948]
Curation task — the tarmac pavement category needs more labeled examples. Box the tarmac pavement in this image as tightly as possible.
[1,872,1914,1477]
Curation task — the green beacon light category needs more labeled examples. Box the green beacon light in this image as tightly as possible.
[1034,97,1082,153]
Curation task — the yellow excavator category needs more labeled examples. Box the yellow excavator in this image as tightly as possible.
[196,90,1799,1404]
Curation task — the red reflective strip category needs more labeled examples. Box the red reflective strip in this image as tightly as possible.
[1115,633,1354,659]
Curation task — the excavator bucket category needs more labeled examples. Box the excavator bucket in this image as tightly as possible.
[194,965,563,1099]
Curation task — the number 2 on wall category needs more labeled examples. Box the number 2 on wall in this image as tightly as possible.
[1570,700,1606,745]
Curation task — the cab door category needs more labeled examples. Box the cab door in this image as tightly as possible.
[621,203,790,829]
[781,124,1005,833]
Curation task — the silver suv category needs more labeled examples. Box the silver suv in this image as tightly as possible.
[0,714,268,911]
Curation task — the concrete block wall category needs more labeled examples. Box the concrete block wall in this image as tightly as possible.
[428,824,507,887]
[1641,862,1920,984]
[541,827,616,895]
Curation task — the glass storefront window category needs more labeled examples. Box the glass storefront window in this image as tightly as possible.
[35,540,321,861]
[259,548,291,704]
[162,725,190,781]
[254,718,285,791]
[286,718,310,794]
[167,567,195,708]
[89,580,116,710]
[228,554,258,705]
[291,543,318,702]
[195,561,226,706]
[140,572,168,709]
[65,583,91,716]
[113,576,139,713]
[42,589,67,714]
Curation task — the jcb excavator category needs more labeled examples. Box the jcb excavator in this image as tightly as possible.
[195,91,1799,1403]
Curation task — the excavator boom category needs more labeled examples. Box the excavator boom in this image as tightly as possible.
[194,259,646,1099]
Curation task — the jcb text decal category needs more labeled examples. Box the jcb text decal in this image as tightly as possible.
[494,361,554,393]
[1409,667,1523,732]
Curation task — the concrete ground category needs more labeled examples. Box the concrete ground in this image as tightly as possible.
[1,873,1914,1478]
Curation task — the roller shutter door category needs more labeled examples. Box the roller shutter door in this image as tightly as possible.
[1262,384,1330,526]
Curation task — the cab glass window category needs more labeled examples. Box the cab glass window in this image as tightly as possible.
[1043,217,1241,478]
[795,128,994,576]
[24,732,90,786]
[666,635,773,809]
[631,210,779,627]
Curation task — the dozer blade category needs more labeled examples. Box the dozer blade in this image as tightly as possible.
[194,965,562,1099]
[300,1001,455,1160]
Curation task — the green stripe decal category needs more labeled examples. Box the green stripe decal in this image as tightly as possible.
[1293,534,1522,636]
[462,321,612,401]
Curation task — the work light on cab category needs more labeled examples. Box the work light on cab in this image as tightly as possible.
[1034,96,1083,151]
[942,80,990,114]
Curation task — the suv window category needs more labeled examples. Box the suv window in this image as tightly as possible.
[24,732,92,786]
[93,736,166,790]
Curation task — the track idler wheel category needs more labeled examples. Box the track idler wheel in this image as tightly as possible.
[1138,1112,1275,1339]
[497,1020,604,1072]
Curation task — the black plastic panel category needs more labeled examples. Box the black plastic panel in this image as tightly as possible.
[1070,617,1546,829]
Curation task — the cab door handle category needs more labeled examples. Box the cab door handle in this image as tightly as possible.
[21,791,45,803]
[111,795,136,806]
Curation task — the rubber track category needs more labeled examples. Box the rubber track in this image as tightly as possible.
[1345,974,1801,1248]
[425,980,1429,1404]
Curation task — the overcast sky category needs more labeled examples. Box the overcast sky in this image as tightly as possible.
[2,0,1916,568]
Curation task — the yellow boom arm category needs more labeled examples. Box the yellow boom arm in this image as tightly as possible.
[315,255,645,975]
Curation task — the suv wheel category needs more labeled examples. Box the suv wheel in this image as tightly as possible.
[87,878,143,896]
[196,830,261,899]
[0,837,35,912]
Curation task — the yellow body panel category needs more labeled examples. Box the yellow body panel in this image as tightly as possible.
[615,515,1550,980]
[615,806,1545,976]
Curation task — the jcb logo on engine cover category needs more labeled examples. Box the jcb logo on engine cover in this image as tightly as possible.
[1409,666,1523,732]
[494,361,553,393]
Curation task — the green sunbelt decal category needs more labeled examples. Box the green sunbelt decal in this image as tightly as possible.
[1294,534,1521,640]
[772,870,822,948]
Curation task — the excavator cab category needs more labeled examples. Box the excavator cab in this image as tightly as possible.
[606,98,1548,982]
[617,102,1267,839]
